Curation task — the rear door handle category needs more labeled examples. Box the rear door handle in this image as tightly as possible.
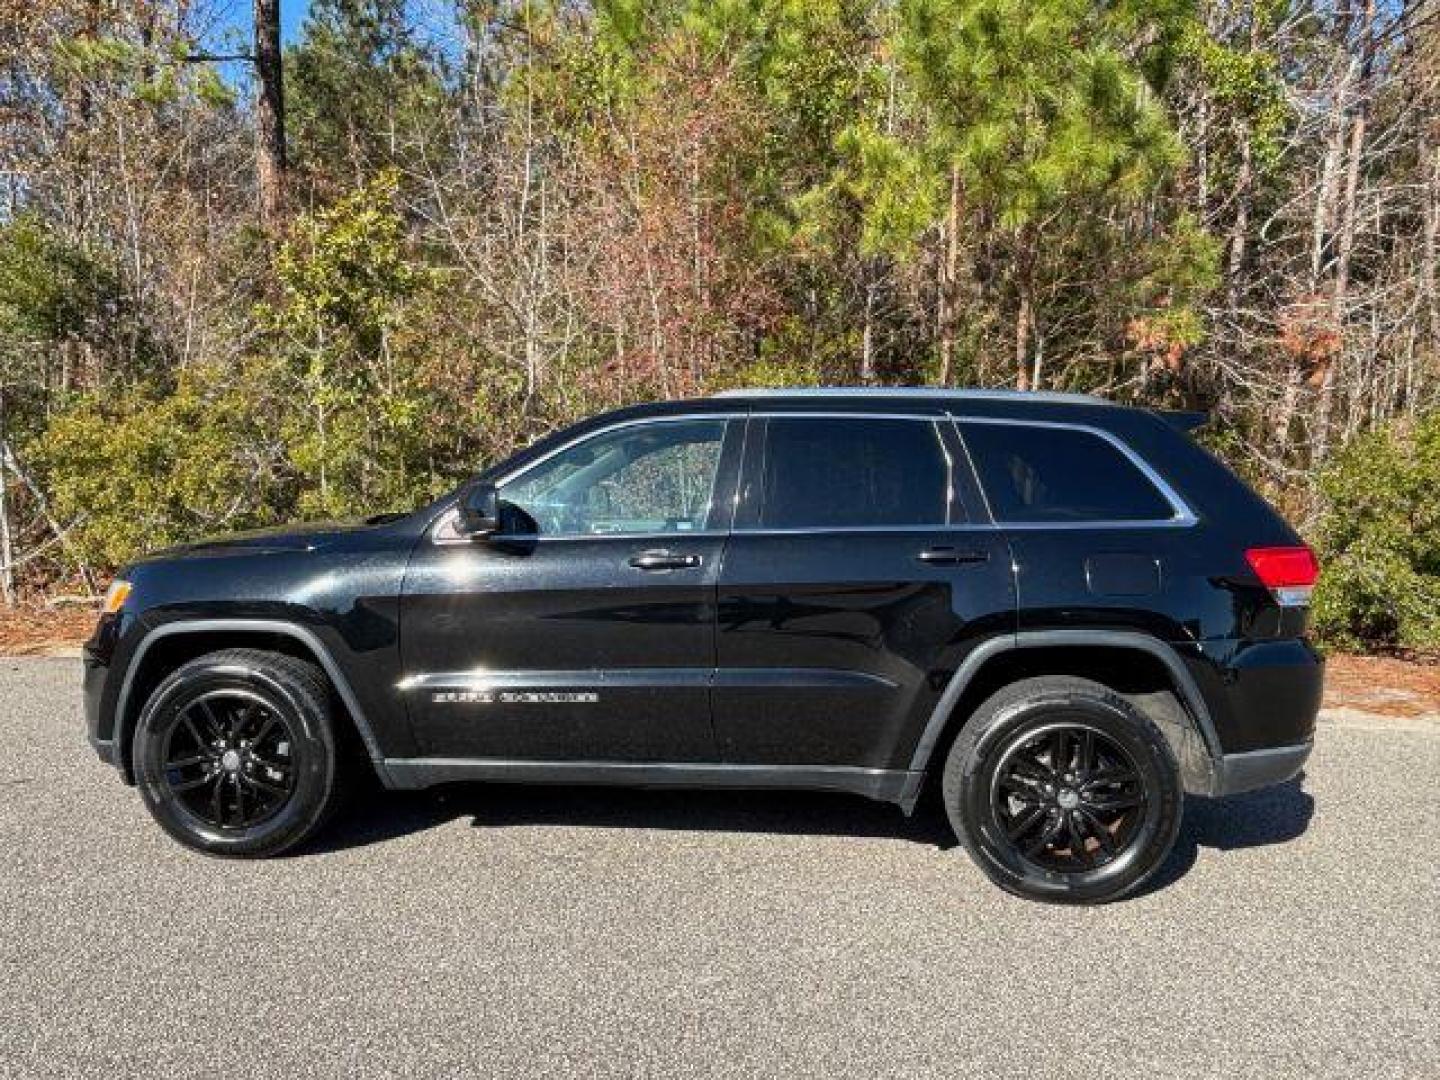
[629,550,703,571]
[916,546,990,566]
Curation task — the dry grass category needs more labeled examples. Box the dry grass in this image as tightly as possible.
[0,604,100,655]
[1323,653,1440,716]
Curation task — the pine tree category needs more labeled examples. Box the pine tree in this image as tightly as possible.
[850,0,1194,387]
[285,0,446,194]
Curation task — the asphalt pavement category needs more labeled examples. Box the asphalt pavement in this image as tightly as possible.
[1,656,1436,1078]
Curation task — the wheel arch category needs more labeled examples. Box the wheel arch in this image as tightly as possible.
[114,619,386,784]
[907,630,1220,802]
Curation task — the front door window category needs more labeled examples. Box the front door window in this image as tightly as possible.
[501,419,728,536]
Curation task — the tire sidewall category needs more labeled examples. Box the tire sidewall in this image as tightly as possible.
[946,688,1182,904]
[133,659,335,856]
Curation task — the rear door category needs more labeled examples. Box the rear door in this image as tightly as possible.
[955,417,1199,642]
[713,412,1015,770]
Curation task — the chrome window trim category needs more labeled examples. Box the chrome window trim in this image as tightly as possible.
[432,509,728,546]
[740,412,958,532]
[433,413,745,545]
[492,412,745,488]
[951,414,1198,528]
[729,523,988,537]
[493,409,947,493]
[433,407,1197,544]
[727,522,1184,537]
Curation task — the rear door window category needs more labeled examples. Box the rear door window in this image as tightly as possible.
[752,417,955,529]
[959,422,1177,523]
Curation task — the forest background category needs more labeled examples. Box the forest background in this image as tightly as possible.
[3,0,1438,652]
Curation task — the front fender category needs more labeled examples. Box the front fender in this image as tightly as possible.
[93,532,420,782]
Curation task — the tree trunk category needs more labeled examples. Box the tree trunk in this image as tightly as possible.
[1278,0,1352,460]
[254,0,287,228]
[1012,224,1037,390]
[1195,92,1210,215]
[936,165,962,385]
[1422,135,1439,358]
[0,394,14,605]
[0,441,97,595]
[1273,371,1301,449]
[1316,0,1377,464]
[860,262,878,385]
[1225,117,1253,317]
[1309,77,1350,288]
[1014,285,1033,391]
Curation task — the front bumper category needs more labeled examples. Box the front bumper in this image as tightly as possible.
[88,734,116,766]
[83,611,128,778]
[1209,740,1312,797]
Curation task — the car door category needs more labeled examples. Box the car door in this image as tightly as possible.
[400,414,744,761]
[955,416,1204,642]
[713,412,1015,771]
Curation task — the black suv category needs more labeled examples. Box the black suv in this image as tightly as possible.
[83,389,1322,903]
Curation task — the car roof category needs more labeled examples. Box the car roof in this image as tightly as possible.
[568,387,1141,430]
[478,387,1193,491]
[710,387,1110,406]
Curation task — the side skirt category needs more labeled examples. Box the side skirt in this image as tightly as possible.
[380,758,924,807]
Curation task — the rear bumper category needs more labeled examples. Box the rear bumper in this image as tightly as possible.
[1208,740,1312,797]
[1187,638,1324,754]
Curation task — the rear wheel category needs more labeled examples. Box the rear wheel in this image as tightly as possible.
[132,649,343,857]
[942,676,1182,904]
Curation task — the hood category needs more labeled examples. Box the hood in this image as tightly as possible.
[136,515,401,563]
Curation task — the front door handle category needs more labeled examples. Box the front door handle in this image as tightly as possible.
[629,550,703,571]
[916,546,990,566]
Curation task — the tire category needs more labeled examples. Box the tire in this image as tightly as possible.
[132,648,343,857]
[942,676,1182,904]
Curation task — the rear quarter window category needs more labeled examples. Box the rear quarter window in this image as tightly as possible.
[959,422,1177,523]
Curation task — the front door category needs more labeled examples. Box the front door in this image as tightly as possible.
[714,413,1016,771]
[400,415,743,761]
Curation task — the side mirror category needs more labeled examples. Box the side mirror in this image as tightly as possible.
[457,482,501,537]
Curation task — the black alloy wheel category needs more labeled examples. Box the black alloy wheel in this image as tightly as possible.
[162,690,297,830]
[133,649,345,857]
[942,675,1183,904]
[990,722,1147,873]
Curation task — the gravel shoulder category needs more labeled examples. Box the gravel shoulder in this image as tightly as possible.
[2,657,1437,1079]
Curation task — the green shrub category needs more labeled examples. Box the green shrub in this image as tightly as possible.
[29,174,465,569]
[29,369,280,567]
[257,170,455,519]
[1311,410,1440,652]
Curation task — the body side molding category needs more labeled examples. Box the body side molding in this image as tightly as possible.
[115,618,390,779]
[381,758,923,804]
[397,668,898,693]
[905,629,1222,781]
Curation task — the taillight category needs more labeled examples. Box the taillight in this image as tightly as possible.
[1245,546,1319,607]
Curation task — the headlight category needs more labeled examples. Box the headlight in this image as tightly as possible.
[101,579,132,615]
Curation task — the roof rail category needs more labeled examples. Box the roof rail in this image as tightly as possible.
[711,386,1110,405]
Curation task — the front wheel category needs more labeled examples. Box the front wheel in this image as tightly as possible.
[942,676,1183,904]
[132,649,343,857]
